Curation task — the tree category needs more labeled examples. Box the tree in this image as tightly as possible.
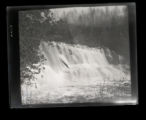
[19,9,55,84]
[19,9,74,84]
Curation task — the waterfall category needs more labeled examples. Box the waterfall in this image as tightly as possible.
[38,41,130,85]
[21,40,130,104]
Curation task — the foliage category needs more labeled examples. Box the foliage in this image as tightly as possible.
[19,9,73,83]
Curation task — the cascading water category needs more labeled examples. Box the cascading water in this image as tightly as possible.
[21,41,131,104]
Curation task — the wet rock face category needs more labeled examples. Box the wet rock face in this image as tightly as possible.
[103,48,119,65]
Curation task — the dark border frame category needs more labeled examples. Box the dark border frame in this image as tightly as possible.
[7,3,138,108]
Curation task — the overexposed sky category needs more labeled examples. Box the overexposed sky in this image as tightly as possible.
[50,6,127,21]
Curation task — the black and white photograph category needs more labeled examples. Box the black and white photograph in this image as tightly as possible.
[17,5,135,105]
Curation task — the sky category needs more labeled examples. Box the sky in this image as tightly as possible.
[49,6,127,22]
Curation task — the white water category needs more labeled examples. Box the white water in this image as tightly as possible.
[21,41,131,104]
